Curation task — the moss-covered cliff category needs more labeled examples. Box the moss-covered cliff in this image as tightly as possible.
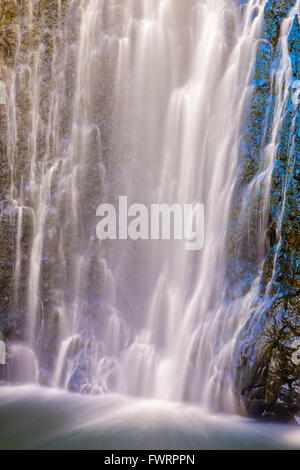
[230,0,300,423]
[0,0,70,376]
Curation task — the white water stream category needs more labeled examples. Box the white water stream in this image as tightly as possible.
[2,0,298,419]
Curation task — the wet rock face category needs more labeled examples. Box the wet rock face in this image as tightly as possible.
[0,1,18,342]
[0,0,71,375]
[0,0,111,386]
[0,0,19,60]
[235,298,300,422]
[231,0,300,422]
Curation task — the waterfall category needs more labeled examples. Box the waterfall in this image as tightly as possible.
[109,0,267,411]
[1,0,298,418]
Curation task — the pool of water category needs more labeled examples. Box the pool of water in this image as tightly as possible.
[0,386,299,450]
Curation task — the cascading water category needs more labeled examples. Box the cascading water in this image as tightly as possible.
[1,0,299,424]
[109,0,268,411]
